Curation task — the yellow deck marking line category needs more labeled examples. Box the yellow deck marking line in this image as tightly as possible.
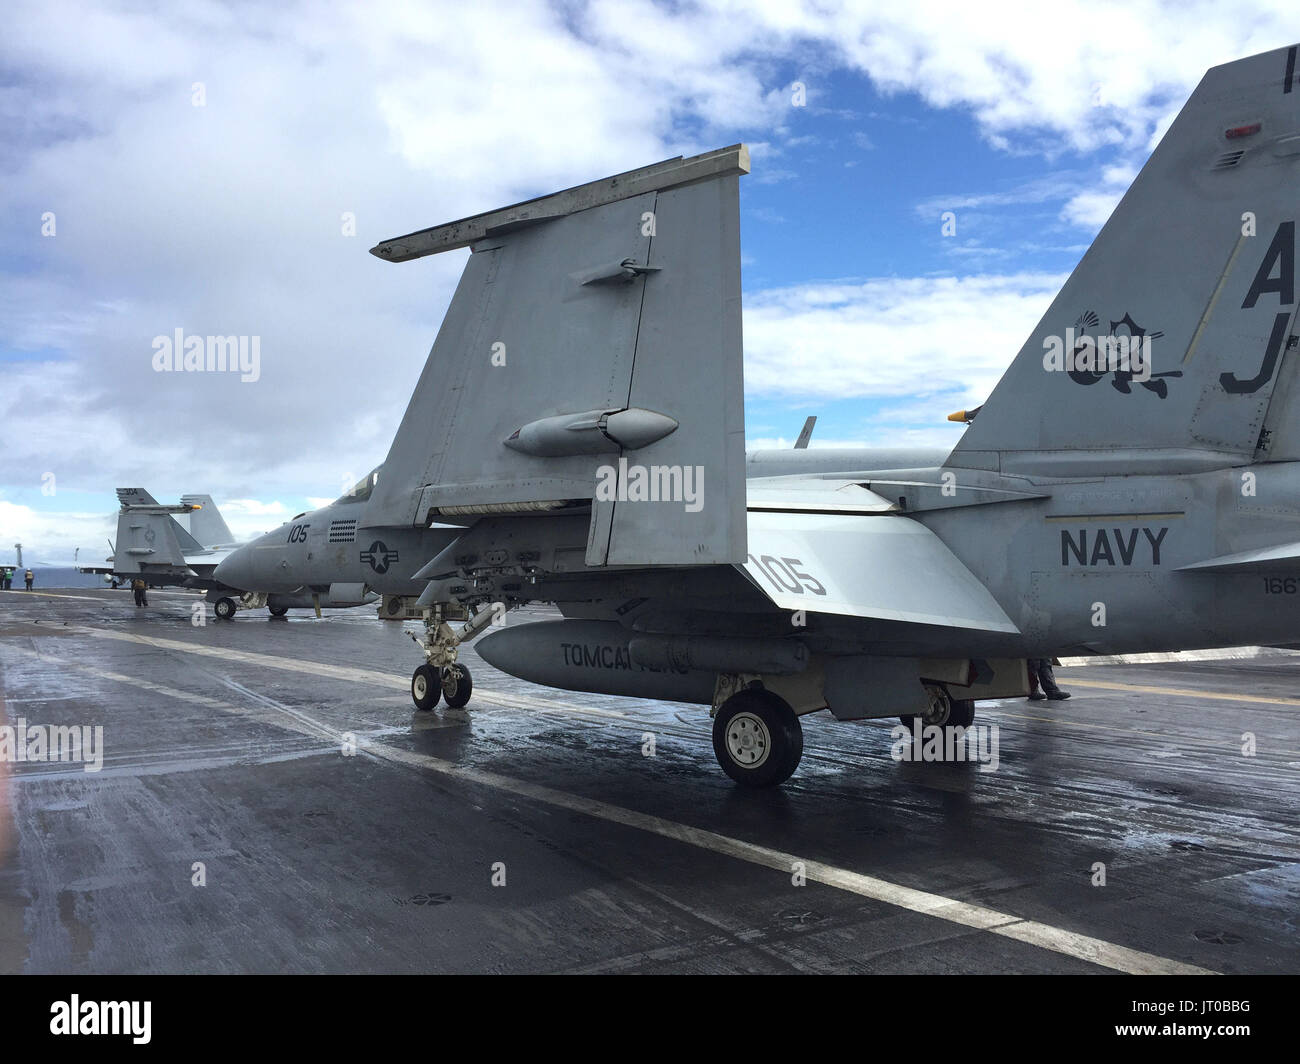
[1067,678,1300,708]
[982,707,1300,758]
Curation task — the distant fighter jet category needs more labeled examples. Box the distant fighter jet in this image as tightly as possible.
[86,489,378,619]
[219,45,1300,786]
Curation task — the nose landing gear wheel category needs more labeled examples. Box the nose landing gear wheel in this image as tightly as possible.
[712,688,803,787]
[411,664,441,711]
[268,605,289,617]
[214,597,237,621]
[441,664,473,709]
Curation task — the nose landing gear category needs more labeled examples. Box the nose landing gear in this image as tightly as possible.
[408,603,500,712]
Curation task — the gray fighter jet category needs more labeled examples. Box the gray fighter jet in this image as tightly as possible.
[78,488,229,586]
[211,467,465,633]
[219,45,1300,786]
[90,489,378,618]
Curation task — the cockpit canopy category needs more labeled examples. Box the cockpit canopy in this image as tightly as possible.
[335,467,381,505]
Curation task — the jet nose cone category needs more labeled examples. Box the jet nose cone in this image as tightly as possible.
[214,547,253,591]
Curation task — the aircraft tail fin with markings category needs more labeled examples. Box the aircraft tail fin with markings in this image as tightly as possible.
[362,146,749,567]
[116,487,159,507]
[113,509,194,575]
[112,489,206,574]
[949,44,1300,478]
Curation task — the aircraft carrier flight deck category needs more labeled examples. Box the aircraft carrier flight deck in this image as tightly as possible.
[1,587,1297,975]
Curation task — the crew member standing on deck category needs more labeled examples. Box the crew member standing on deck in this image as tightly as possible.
[23,569,33,590]
[1027,658,1070,701]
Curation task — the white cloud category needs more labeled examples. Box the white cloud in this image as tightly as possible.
[1060,164,1138,229]
[744,272,1067,406]
[0,499,114,566]
[221,499,290,518]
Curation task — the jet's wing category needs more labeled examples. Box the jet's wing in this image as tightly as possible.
[741,510,1019,633]
[746,479,898,514]
[364,146,749,568]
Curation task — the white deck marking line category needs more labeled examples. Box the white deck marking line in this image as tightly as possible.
[0,590,117,603]
[77,624,1300,713]
[3,644,339,744]
[366,742,1214,976]
[72,626,626,716]
[17,631,1216,975]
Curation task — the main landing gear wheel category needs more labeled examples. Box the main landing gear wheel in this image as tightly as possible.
[214,597,237,621]
[411,664,441,711]
[947,698,975,728]
[441,664,473,709]
[268,605,289,617]
[712,688,803,788]
[901,691,976,729]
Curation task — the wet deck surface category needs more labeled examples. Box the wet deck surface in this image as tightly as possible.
[1,586,1297,973]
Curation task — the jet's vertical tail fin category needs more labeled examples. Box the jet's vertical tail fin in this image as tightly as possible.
[113,511,189,575]
[795,416,816,449]
[169,519,204,554]
[949,45,1300,476]
[363,146,749,567]
[181,495,236,547]
[113,489,206,571]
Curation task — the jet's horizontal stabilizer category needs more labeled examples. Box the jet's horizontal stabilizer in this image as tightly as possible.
[1177,541,1300,571]
[370,145,749,262]
[746,479,899,514]
[116,488,159,507]
[741,511,1020,633]
[365,146,749,567]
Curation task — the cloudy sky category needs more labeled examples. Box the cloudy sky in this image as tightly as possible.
[2,0,1294,564]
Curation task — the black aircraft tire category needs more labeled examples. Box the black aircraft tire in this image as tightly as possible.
[712,688,803,788]
[442,664,472,709]
[268,605,289,617]
[411,665,441,711]
[214,597,237,621]
[948,698,976,728]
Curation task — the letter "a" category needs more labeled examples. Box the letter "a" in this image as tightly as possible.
[1042,334,1064,371]
[1242,221,1295,308]
[594,464,617,503]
